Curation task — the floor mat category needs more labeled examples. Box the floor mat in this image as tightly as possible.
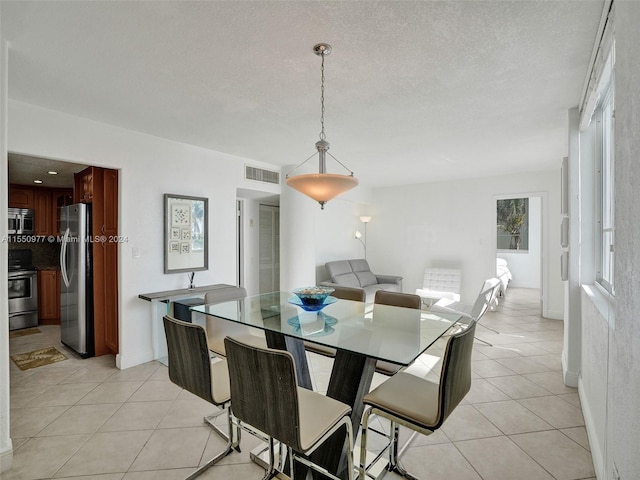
[11,346,68,371]
[9,327,42,339]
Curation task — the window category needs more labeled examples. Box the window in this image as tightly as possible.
[596,79,615,294]
[497,198,529,251]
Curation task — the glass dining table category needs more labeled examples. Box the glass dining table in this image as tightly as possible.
[192,291,462,480]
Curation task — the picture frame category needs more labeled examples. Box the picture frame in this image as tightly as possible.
[164,193,208,273]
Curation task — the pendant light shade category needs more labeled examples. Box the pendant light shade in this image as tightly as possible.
[286,173,359,205]
[285,43,358,209]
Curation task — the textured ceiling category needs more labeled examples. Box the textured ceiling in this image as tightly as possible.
[1,1,604,187]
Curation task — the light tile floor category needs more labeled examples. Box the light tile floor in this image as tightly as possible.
[5,288,595,480]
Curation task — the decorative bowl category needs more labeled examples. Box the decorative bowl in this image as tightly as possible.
[291,286,335,308]
[288,295,337,312]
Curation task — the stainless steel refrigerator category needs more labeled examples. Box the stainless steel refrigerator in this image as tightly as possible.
[60,203,94,357]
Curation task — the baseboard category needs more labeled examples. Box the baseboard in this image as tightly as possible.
[544,309,564,320]
[561,352,580,387]
[116,348,155,370]
[0,443,13,474]
[579,379,604,480]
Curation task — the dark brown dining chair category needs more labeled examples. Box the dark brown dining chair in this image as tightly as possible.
[163,315,238,479]
[303,285,366,358]
[373,290,422,376]
[203,287,267,357]
[224,336,355,480]
[358,317,477,480]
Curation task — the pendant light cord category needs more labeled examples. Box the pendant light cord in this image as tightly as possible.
[285,43,355,178]
[319,51,326,141]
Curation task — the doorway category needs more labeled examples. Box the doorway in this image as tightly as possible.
[495,194,544,313]
[236,191,280,295]
[7,153,120,357]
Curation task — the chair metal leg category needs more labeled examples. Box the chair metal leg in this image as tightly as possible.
[259,437,278,480]
[359,408,371,480]
[385,421,419,480]
[185,407,235,480]
[478,321,500,334]
[473,335,494,347]
[203,406,238,448]
[362,409,431,480]
[387,420,399,470]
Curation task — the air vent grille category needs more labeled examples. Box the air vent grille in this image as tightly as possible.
[245,166,279,184]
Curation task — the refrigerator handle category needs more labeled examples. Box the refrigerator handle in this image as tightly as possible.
[60,227,71,288]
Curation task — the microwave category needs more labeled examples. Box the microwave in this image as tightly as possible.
[8,208,35,235]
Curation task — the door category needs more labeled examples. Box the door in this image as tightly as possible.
[259,204,280,294]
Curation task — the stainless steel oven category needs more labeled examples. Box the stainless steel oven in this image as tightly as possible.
[8,270,38,330]
[8,249,39,331]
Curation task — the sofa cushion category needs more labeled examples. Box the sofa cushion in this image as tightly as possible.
[326,260,354,278]
[355,271,378,287]
[347,259,377,287]
[332,272,360,288]
[349,259,371,273]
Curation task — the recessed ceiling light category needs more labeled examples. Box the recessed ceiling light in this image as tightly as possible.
[48,171,58,175]
[34,180,43,184]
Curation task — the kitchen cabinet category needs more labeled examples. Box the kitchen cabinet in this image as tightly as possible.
[34,189,52,235]
[33,187,73,235]
[73,167,94,203]
[11,185,73,236]
[74,166,119,356]
[38,269,61,324]
[52,188,74,235]
[9,185,34,209]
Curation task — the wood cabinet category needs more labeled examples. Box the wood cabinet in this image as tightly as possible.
[52,188,74,235]
[74,167,94,203]
[10,185,73,236]
[9,185,34,208]
[34,189,52,235]
[75,166,119,356]
[38,269,61,325]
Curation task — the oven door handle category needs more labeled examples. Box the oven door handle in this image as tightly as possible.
[60,227,71,288]
[8,274,34,281]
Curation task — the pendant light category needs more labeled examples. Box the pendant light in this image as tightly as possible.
[285,43,358,209]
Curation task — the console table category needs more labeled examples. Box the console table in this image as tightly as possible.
[138,283,237,362]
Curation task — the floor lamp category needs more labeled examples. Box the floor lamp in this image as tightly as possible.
[355,216,371,259]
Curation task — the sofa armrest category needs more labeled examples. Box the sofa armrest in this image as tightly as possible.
[375,274,403,287]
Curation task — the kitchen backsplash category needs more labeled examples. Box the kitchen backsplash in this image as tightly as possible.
[8,241,61,269]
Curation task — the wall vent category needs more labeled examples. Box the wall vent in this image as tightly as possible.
[245,165,280,184]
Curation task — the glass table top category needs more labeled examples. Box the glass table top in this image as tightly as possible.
[192,291,462,366]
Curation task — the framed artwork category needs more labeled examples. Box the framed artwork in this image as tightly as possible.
[164,193,208,273]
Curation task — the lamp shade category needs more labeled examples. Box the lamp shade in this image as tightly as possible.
[286,173,359,205]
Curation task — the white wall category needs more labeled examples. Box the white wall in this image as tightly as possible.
[369,171,563,318]
[604,3,640,478]
[0,35,14,472]
[574,4,640,479]
[498,196,542,288]
[579,286,610,479]
[7,99,280,370]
